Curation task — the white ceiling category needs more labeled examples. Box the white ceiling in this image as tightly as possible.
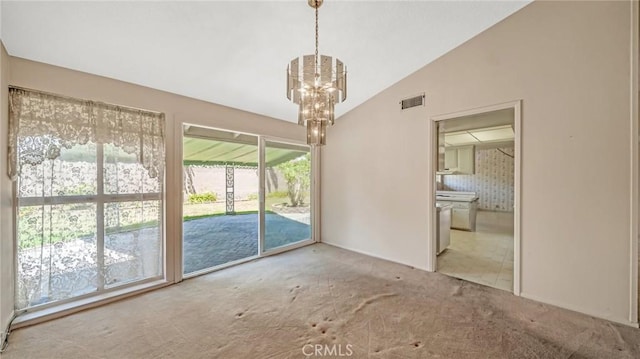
[442,108,514,132]
[444,125,514,146]
[1,0,530,123]
[441,108,515,146]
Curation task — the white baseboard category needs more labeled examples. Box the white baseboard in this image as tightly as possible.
[520,292,639,328]
[322,241,637,328]
[321,240,430,272]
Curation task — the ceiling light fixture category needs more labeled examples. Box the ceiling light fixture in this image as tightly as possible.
[286,0,347,146]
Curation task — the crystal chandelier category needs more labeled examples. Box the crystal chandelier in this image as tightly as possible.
[286,0,347,146]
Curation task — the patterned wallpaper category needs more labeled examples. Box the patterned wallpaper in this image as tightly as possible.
[443,147,515,212]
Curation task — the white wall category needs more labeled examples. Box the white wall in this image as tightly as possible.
[321,1,637,325]
[0,1,3,41]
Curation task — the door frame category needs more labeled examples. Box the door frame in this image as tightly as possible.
[427,100,522,295]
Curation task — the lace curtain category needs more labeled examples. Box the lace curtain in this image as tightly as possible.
[9,87,166,310]
[8,87,165,180]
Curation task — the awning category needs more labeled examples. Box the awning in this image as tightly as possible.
[183,126,308,167]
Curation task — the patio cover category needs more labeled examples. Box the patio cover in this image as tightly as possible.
[183,126,308,167]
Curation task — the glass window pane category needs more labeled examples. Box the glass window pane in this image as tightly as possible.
[18,143,98,198]
[182,127,259,274]
[104,201,162,287]
[16,204,98,309]
[264,141,311,251]
[104,144,160,195]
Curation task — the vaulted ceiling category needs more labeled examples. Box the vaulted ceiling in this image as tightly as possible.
[1,0,530,123]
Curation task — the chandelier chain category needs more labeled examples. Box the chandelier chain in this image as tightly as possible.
[315,2,319,71]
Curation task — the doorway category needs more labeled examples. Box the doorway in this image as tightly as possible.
[181,125,314,277]
[430,102,521,294]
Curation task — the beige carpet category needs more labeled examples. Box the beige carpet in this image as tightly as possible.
[4,244,640,358]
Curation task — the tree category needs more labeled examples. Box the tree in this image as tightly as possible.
[276,154,310,207]
[183,165,196,196]
[266,167,278,193]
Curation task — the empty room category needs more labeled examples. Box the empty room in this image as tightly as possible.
[1,1,640,358]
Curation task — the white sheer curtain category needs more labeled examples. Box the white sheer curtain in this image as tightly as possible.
[9,87,165,310]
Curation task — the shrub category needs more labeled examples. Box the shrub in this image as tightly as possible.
[276,154,311,207]
[188,192,217,204]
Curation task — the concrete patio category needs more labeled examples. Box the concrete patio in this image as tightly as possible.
[183,212,311,274]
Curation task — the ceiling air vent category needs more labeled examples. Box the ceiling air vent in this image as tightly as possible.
[400,93,425,110]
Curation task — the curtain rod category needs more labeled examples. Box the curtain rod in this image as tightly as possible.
[9,85,164,117]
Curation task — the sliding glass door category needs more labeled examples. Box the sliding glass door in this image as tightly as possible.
[181,126,314,276]
[182,127,260,275]
[263,140,312,251]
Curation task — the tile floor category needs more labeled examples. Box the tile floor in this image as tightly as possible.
[437,210,514,291]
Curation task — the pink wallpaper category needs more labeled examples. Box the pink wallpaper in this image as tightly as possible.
[443,147,514,212]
